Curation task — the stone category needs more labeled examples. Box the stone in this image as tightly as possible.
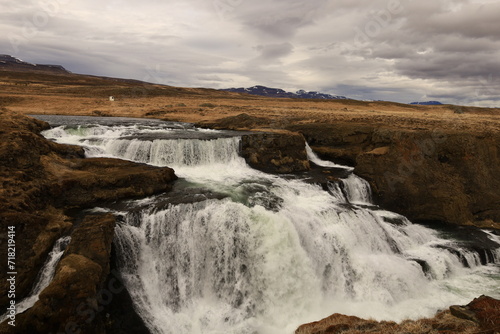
[450,305,478,323]
[294,298,500,334]
[241,132,310,173]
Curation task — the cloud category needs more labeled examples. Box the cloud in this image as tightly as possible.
[253,43,294,60]
[1,0,499,106]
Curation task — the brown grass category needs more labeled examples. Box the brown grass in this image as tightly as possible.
[1,69,499,135]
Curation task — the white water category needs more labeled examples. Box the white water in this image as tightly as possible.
[0,236,71,322]
[305,144,354,171]
[42,123,500,334]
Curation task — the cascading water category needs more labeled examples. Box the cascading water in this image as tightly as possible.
[0,236,71,322]
[40,116,500,334]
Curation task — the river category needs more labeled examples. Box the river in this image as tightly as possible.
[31,115,500,334]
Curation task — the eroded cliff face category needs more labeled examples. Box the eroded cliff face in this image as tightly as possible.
[0,110,176,332]
[202,114,499,228]
[287,123,500,228]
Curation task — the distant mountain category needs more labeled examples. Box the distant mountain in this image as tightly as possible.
[410,101,443,105]
[221,85,347,100]
[0,54,69,74]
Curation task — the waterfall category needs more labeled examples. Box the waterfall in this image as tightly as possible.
[305,143,354,171]
[0,236,71,322]
[305,143,371,204]
[340,175,372,204]
[40,120,500,334]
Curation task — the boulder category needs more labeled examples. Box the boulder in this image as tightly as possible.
[241,132,310,173]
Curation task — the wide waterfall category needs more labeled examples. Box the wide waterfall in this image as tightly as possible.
[39,116,500,334]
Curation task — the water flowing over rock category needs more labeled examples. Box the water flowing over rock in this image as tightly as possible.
[287,122,500,228]
[0,111,177,332]
[35,116,500,334]
[1,113,499,333]
[1,214,115,333]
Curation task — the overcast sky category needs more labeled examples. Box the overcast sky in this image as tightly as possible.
[1,0,500,106]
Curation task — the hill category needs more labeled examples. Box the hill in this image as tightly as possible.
[222,85,347,100]
[0,54,69,74]
[410,101,443,105]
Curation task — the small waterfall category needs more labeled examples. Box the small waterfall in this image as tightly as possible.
[305,143,353,171]
[486,231,500,261]
[306,144,371,204]
[340,174,373,204]
[0,236,71,321]
[39,119,500,334]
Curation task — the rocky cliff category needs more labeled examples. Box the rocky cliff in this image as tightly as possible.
[201,114,500,228]
[0,110,176,333]
[287,122,500,228]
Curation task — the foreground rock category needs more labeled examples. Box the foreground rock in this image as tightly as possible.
[1,215,115,333]
[0,110,176,332]
[296,295,500,334]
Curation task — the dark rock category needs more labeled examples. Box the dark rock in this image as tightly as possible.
[296,297,500,334]
[44,156,177,209]
[2,214,116,333]
[450,305,478,323]
[101,245,150,334]
[0,110,177,331]
[241,132,310,173]
[288,122,500,228]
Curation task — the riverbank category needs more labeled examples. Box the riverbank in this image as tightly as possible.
[0,110,175,333]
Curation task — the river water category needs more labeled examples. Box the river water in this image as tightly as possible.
[33,115,500,334]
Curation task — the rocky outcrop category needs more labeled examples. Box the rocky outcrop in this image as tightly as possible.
[2,214,115,333]
[288,122,500,228]
[241,132,310,173]
[296,295,500,334]
[44,155,177,208]
[199,114,311,174]
[200,115,500,227]
[0,110,177,332]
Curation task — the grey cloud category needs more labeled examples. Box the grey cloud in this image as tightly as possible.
[412,2,500,41]
[237,0,329,38]
[254,43,294,60]
[1,0,499,106]
[196,75,227,82]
